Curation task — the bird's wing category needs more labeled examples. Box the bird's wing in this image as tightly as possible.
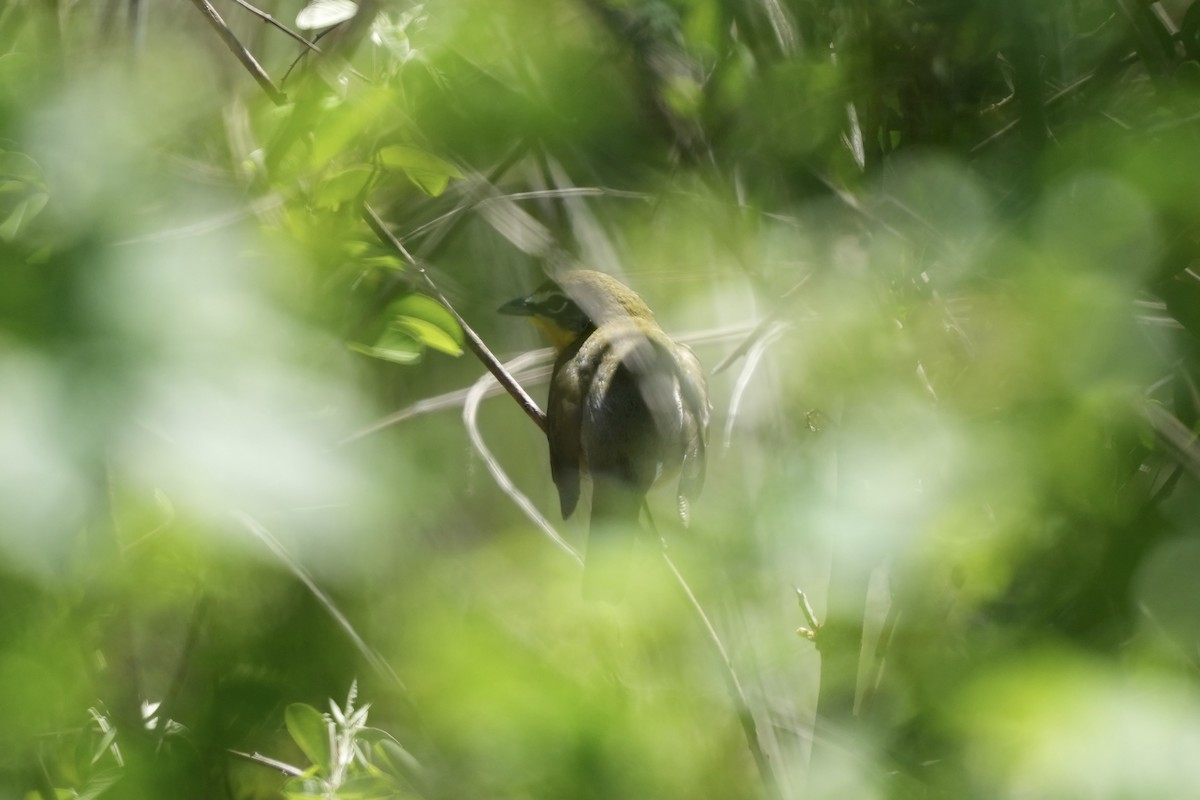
[584,322,676,489]
[577,326,657,601]
[547,337,589,519]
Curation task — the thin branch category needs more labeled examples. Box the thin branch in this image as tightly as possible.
[185,0,287,105]
[281,22,353,85]
[396,182,648,252]
[399,141,534,252]
[712,276,809,375]
[324,0,379,63]
[464,353,583,564]
[660,548,782,800]
[794,586,821,641]
[234,511,408,691]
[1139,400,1200,480]
[227,749,306,777]
[230,0,322,53]
[724,321,789,449]
[341,361,552,445]
[152,593,209,741]
[362,202,548,433]
[868,603,899,695]
[970,51,1139,154]
[114,194,287,245]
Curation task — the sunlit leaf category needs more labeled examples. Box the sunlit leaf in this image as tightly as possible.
[296,0,357,29]
[313,166,375,210]
[378,145,462,197]
[348,327,423,364]
[386,294,463,356]
[394,317,461,356]
[304,87,394,171]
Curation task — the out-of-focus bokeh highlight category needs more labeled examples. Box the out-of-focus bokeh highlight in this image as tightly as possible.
[2,1,1200,798]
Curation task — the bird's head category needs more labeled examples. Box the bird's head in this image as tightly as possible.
[499,270,657,352]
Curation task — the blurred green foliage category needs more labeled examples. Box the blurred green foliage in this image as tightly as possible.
[1,0,1200,799]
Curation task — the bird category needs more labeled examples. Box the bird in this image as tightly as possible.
[499,269,709,598]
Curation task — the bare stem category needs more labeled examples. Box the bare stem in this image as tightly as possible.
[712,275,810,375]
[660,548,782,800]
[230,0,322,53]
[227,749,305,777]
[185,0,286,105]
[464,355,583,564]
[362,202,548,433]
[235,511,407,692]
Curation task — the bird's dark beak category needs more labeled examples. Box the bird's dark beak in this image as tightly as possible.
[497,295,534,317]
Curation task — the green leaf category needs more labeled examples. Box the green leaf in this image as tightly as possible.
[303,87,394,171]
[314,166,374,209]
[378,146,462,197]
[349,327,423,364]
[296,0,357,29]
[394,318,461,356]
[285,703,333,775]
[386,294,463,356]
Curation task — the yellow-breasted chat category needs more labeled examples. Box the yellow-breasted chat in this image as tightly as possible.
[500,269,710,598]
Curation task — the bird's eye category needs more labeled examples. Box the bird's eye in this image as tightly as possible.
[545,296,569,315]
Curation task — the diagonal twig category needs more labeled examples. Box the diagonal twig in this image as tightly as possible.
[230,0,322,53]
[185,0,286,105]
[227,749,306,776]
[235,511,408,691]
[340,361,553,445]
[659,547,782,800]
[1139,399,1200,480]
[712,275,810,375]
[362,202,548,433]
[463,353,583,564]
[970,51,1139,154]
[724,321,789,449]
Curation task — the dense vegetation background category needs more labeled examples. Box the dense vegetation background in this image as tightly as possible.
[2,1,1200,798]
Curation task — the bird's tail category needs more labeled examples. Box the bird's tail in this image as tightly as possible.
[583,478,644,601]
